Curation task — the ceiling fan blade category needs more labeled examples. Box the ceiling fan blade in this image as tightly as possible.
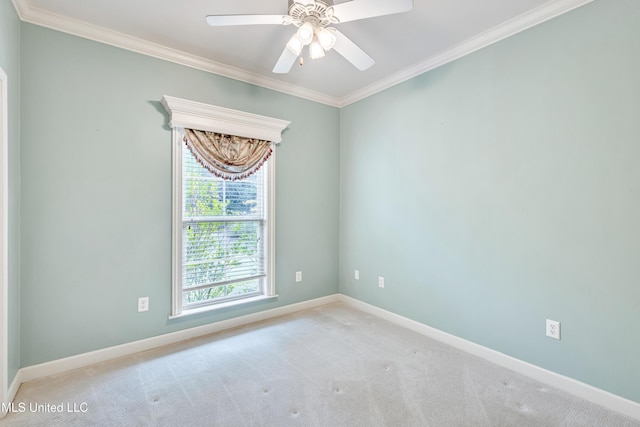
[331,0,413,23]
[206,15,286,26]
[332,30,375,71]
[273,47,298,74]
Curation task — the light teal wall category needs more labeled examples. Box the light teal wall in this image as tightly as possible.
[0,0,21,386]
[339,0,640,403]
[13,0,640,407]
[20,24,339,366]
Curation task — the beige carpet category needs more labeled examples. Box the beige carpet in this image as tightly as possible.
[2,303,639,426]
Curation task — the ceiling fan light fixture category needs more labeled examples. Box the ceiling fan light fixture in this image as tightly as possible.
[286,34,303,56]
[315,26,336,51]
[297,22,314,45]
[309,38,325,59]
[207,0,414,74]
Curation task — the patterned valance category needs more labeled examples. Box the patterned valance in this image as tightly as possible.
[184,128,273,181]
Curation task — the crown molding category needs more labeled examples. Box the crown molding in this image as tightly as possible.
[13,0,593,109]
[12,0,341,107]
[10,0,24,20]
[338,0,594,107]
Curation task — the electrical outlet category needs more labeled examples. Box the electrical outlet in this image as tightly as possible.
[355,270,359,280]
[138,297,149,313]
[378,276,384,288]
[546,319,560,340]
[295,271,302,282]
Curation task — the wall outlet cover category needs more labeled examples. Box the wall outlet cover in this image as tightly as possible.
[138,297,149,313]
[546,319,560,340]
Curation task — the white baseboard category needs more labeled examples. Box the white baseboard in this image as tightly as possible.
[11,293,640,421]
[337,294,640,421]
[7,370,21,404]
[18,294,340,384]
[1,370,22,418]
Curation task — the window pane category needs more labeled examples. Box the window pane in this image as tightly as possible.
[184,176,224,218]
[181,143,267,307]
[183,279,261,305]
[224,176,262,217]
[183,148,263,219]
[183,221,263,289]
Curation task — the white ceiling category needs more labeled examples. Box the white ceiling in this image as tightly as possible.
[13,0,591,106]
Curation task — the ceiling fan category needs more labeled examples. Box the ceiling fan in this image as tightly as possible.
[206,0,413,74]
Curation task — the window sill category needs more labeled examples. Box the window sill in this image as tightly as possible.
[168,294,279,320]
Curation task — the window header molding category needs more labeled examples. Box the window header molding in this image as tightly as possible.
[161,95,290,143]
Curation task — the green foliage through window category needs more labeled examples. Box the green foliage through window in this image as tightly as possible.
[182,146,265,306]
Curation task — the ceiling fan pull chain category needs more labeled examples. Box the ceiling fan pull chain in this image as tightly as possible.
[299,56,304,66]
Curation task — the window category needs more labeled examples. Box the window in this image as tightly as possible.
[181,131,269,308]
[162,96,289,317]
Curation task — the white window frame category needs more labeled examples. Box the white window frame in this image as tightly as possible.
[161,96,289,318]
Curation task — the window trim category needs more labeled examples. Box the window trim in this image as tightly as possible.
[162,96,289,143]
[162,96,289,318]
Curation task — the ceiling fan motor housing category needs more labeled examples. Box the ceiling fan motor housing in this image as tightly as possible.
[286,0,339,28]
